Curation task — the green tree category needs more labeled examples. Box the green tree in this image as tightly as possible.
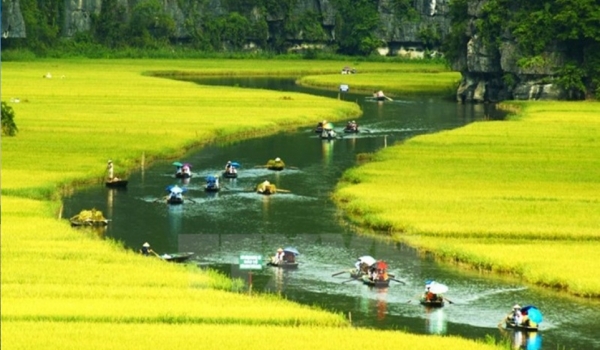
[334,0,381,55]
[1,102,19,136]
[222,12,250,50]
[128,0,175,48]
[91,0,128,48]
[18,0,64,53]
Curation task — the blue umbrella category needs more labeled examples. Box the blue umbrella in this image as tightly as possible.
[283,247,300,255]
[172,161,183,167]
[522,305,543,324]
[166,185,186,193]
[231,162,241,168]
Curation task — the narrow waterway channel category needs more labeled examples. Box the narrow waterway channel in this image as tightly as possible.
[63,77,600,350]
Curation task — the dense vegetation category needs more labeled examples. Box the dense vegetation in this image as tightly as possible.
[3,0,414,57]
[1,101,19,136]
[445,0,600,98]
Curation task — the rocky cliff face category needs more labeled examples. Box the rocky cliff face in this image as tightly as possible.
[1,0,450,56]
[454,0,570,103]
[2,0,26,38]
[2,0,571,102]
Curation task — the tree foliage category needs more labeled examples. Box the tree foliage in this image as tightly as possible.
[334,0,381,56]
[2,102,19,136]
[447,0,600,97]
[91,0,128,48]
[128,0,175,48]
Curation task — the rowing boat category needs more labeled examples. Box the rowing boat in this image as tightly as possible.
[160,252,194,263]
[505,321,539,332]
[420,298,445,307]
[361,275,390,288]
[105,179,128,188]
[267,260,299,268]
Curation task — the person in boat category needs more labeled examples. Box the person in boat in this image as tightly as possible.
[168,186,184,202]
[346,120,358,131]
[139,242,155,256]
[175,165,182,176]
[369,260,388,281]
[423,280,443,302]
[206,175,219,189]
[373,90,387,101]
[272,248,284,264]
[225,161,237,174]
[257,180,271,193]
[354,258,362,273]
[107,160,116,181]
[182,164,191,177]
[506,304,523,325]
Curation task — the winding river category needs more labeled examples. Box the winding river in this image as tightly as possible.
[63,77,600,350]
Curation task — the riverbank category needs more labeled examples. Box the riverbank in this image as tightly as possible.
[1,59,503,350]
[333,100,600,298]
[297,71,460,97]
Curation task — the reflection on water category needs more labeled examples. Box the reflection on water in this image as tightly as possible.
[500,330,543,350]
[376,287,388,321]
[168,204,183,237]
[321,139,334,166]
[425,307,448,335]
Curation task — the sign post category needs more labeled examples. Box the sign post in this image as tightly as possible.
[239,254,263,294]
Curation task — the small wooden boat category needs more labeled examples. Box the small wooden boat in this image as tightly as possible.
[320,133,337,140]
[160,252,194,263]
[205,186,220,192]
[361,275,390,288]
[105,179,128,188]
[344,127,359,134]
[420,298,445,308]
[265,158,285,171]
[223,171,237,179]
[167,196,184,205]
[205,175,221,192]
[349,270,364,279]
[268,248,299,268]
[70,217,109,227]
[256,181,277,195]
[505,321,539,332]
[267,260,299,268]
[69,209,109,227]
[175,172,191,179]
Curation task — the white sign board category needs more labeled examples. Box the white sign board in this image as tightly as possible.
[239,254,263,270]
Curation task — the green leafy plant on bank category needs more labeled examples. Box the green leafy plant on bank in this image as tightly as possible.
[1,101,19,136]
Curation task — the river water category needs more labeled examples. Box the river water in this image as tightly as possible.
[63,77,600,350]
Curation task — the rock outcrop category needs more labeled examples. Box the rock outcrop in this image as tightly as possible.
[2,0,450,57]
[455,0,571,102]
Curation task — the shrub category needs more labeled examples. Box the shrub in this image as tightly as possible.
[1,101,19,136]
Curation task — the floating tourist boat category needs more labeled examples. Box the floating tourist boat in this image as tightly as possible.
[160,252,194,263]
[105,179,128,188]
[267,247,299,268]
[361,274,390,288]
[420,298,445,308]
[205,175,221,192]
[69,209,109,227]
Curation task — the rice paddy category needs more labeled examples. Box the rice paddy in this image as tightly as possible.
[297,71,460,97]
[1,59,503,349]
[334,101,600,297]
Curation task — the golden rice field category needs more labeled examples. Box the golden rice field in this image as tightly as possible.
[334,101,600,297]
[2,322,503,350]
[297,71,460,96]
[1,59,503,349]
